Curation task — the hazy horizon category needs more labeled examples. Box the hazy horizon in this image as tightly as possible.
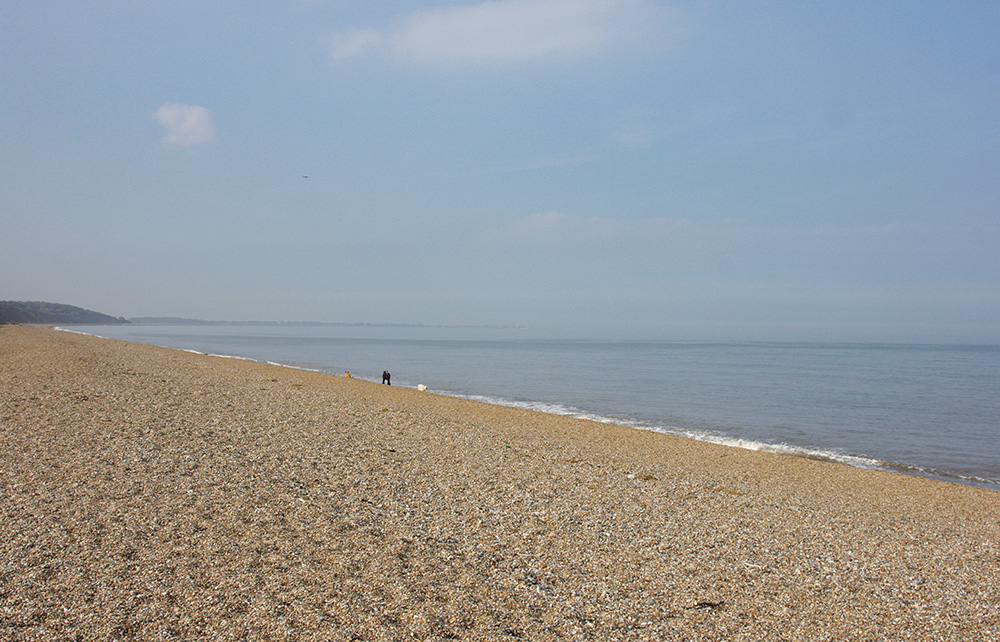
[4,2,999,343]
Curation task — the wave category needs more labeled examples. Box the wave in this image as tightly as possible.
[54,326,999,490]
[446,391,999,490]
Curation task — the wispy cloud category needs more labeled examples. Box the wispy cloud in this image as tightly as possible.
[507,210,622,242]
[152,103,215,147]
[510,211,578,238]
[608,109,663,148]
[329,0,670,66]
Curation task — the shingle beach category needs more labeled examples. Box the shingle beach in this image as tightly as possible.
[2,325,998,641]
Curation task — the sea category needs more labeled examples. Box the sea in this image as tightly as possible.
[66,324,1000,491]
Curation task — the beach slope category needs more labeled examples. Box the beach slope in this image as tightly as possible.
[1,325,997,640]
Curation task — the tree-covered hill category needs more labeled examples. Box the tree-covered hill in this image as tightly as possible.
[0,301,130,325]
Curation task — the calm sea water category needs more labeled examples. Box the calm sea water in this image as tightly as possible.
[69,324,1000,490]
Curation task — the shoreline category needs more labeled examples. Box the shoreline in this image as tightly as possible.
[3,325,998,640]
[56,325,1000,491]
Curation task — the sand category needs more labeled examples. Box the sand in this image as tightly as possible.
[1,324,997,641]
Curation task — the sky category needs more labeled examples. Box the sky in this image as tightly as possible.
[2,1,999,342]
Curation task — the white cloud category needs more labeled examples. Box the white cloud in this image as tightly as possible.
[329,0,669,66]
[329,28,384,61]
[152,103,215,147]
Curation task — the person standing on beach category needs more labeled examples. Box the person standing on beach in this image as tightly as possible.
[382,370,391,385]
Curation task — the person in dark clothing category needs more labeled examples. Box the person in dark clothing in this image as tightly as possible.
[382,370,391,385]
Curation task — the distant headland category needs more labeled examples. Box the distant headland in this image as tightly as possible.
[0,301,130,325]
[0,302,523,330]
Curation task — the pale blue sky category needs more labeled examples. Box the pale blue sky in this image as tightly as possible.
[2,1,998,341]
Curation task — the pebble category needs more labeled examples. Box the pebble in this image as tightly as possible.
[1,325,998,640]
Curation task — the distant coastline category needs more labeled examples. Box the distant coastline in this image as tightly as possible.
[0,300,129,325]
[128,317,527,330]
[0,301,525,330]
